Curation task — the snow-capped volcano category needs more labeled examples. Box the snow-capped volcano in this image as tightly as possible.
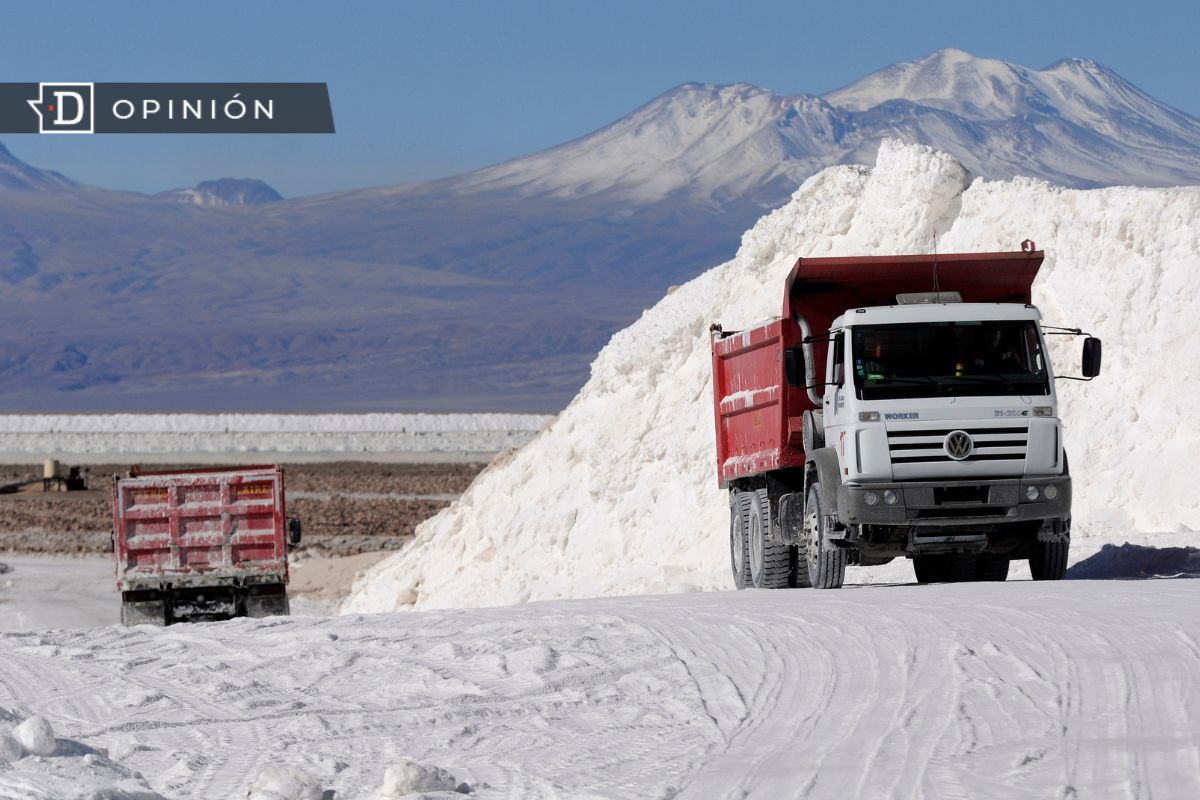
[454,48,1200,198]
[449,83,837,205]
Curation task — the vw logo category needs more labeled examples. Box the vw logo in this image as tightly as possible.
[944,430,974,460]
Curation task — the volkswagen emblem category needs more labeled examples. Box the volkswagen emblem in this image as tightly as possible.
[945,430,974,460]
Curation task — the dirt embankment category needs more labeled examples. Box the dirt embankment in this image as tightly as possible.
[0,462,484,557]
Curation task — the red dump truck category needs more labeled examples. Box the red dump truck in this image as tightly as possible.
[112,465,302,625]
[711,244,1101,589]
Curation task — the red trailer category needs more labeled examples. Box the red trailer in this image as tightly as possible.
[112,465,302,625]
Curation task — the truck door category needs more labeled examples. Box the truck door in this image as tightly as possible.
[823,329,850,466]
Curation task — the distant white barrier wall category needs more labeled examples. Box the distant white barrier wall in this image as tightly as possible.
[0,414,553,454]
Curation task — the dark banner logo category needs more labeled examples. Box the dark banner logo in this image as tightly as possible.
[1,83,334,134]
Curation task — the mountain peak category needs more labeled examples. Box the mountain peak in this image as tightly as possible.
[158,178,282,207]
[0,140,76,191]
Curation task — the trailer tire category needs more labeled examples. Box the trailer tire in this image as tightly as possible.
[804,484,846,589]
[975,555,1010,581]
[729,491,751,590]
[245,584,291,618]
[1030,539,1069,581]
[748,488,790,589]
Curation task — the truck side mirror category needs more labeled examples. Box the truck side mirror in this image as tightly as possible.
[1081,337,1102,378]
[832,362,845,386]
[287,518,302,547]
[783,346,804,387]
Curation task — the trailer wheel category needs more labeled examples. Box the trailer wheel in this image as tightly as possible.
[748,488,790,589]
[729,491,751,590]
[1030,539,1069,581]
[975,555,1010,581]
[804,484,846,589]
[245,584,291,618]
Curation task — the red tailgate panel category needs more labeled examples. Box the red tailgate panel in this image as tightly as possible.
[114,466,288,585]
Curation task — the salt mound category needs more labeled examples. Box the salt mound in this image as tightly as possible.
[12,714,56,757]
[371,759,468,797]
[345,140,1200,613]
[246,765,323,800]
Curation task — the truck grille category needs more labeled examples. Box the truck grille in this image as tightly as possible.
[887,425,1028,465]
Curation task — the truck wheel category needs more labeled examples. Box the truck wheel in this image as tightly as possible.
[912,555,943,584]
[245,584,291,618]
[748,488,790,589]
[120,599,167,626]
[1030,539,1069,580]
[729,491,751,590]
[975,555,1010,581]
[804,484,846,589]
[913,554,977,584]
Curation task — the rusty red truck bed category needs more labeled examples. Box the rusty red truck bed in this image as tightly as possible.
[112,464,300,625]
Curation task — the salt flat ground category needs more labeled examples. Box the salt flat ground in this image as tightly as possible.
[0,557,115,633]
[2,577,1199,799]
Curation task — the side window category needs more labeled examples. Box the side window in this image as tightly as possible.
[830,330,845,386]
[1024,325,1045,373]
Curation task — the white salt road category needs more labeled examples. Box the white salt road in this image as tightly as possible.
[0,557,116,633]
[2,579,1199,798]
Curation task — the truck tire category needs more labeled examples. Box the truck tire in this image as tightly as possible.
[120,598,167,626]
[912,555,941,584]
[975,555,1010,581]
[729,491,751,590]
[804,484,846,589]
[913,554,977,584]
[1030,539,1069,580]
[748,488,790,589]
[245,584,291,618]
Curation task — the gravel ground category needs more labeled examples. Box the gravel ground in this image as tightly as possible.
[0,461,484,557]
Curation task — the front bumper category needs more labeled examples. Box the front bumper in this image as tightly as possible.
[837,476,1071,527]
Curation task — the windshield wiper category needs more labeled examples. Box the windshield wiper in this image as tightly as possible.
[867,374,950,393]
[945,373,1023,392]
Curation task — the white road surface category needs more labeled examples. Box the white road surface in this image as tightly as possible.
[0,557,116,633]
[2,574,1199,798]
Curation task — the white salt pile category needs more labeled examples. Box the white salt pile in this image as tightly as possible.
[370,759,470,797]
[0,707,165,798]
[247,765,324,800]
[345,139,1200,613]
[0,412,552,456]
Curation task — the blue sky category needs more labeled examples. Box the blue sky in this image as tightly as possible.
[1,0,1196,197]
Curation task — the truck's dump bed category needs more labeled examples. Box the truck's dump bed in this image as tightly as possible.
[113,465,289,589]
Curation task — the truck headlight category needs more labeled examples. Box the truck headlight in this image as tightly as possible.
[1033,407,1053,417]
[1025,485,1040,501]
[882,489,898,505]
[863,491,880,506]
[859,411,880,422]
[1043,485,1059,500]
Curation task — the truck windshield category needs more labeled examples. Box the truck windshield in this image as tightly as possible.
[851,320,1049,399]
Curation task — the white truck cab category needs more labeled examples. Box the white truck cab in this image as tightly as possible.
[811,300,1081,583]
